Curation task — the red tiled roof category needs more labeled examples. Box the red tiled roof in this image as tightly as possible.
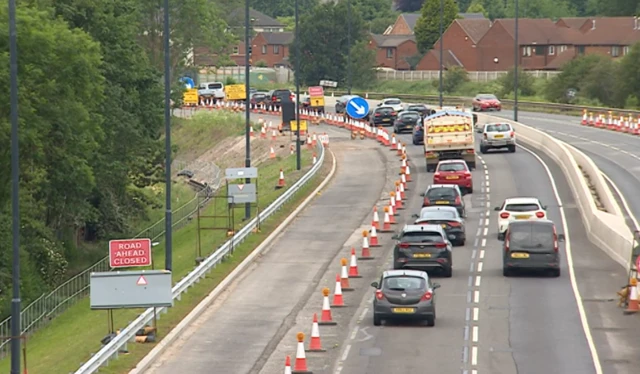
[456,19,492,44]
[428,49,463,67]
[574,17,640,45]
[544,48,576,69]
[495,18,585,45]
[556,17,591,29]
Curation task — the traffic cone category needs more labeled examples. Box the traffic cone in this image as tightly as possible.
[270,146,276,159]
[405,164,412,182]
[371,206,380,229]
[290,144,295,155]
[292,333,313,373]
[272,129,278,141]
[400,157,407,174]
[388,196,396,224]
[390,134,397,150]
[340,258,354,291]
[332,274,345,307]
[400,174,408,193]
[381,206,392,232]
[370,225,380,246]
[359,230,374,260]
[261,125,267,139]
[285,355,292,374]
[624,280,639,315]
[250,126,255,137]
[306,135,313,149]
[312,153,317,165]
[581,109,587,125]
[396,141,403,156]
[395,184,404,210]
[402,144,407,158]
[276,169,286,189]
[318,287,337,325]
[348,248,361,278]
[306,313,326,352]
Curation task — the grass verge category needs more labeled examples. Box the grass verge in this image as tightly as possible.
[1,149,316,374]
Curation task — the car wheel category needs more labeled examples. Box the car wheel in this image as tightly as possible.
[550,269,561,277]
[480,146,487,154]
[498,232,505,240]
[508,145,516,153]
[457,239,466,246]
[503,268,512,277]
[468,187,473,194]
[442,266,452,278]
[373,315,382,326]
[425,315,435,327]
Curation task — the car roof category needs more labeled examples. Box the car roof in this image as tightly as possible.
[382,269,428,279]
[402,224,444,233]
[504,197,541,204]
[510,218,554,226]
[427,184,462,191]
[383,98,402,101]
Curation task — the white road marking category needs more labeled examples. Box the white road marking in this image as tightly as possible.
[358,307,368,322]
[340,344,351,361]
[484,169,489,175]
[350,326,359,340]
[473,307,479,321]
[484,218,489,226]
[482,227,488,236]
[477,262,483,273]
[486,201,490,208]
[476,228,481,236]
[475,276,481,287]
[473,290,480,303]
[479,249,485,258]
[471,346,478,366]
[520,145,603,374]
[485,175,489,181]
[486,186,490,193]
[471,371,478,374]
[472,326,479,342]
[481,238,486,248]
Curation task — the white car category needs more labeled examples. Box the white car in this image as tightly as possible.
[494,197,548,240]
[378,98,404,112]
[480,122,516,153]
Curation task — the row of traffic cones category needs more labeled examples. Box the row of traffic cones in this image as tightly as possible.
[580,109,640,135]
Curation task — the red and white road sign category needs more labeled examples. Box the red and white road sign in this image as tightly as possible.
[308,86,324,97]
[636,255,640,271]
[318,134,330,146]
[136,275,148,286]
[109,238,152,268]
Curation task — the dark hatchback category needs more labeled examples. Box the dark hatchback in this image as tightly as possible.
[394,111,422,134]
[421,185,466,218]
[250,92,268,108]
[502,220,564,277]
[266,89,294,107]
[407,104,435,117]
[412,122,424,145]
[392,225,453,277]
[370,106,398,126]
[414,207,466,246]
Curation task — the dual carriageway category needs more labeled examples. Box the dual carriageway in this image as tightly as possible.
[138,99,640,374]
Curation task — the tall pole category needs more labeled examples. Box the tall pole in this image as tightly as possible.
[438,0,444,108]
[244,0,252,218]
[347,0,352,95]
[9,0,22,371]
[513,0,519,122]
[163,0,173,271]
[294,0,301,170]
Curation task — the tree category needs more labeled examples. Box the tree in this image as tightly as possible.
[252,0,320,18]
[394,0,425,12]
[504,0,574,18]
[466,1,488,18]
[414,0,459,53]
[351,0,398,33]
[616,42,640,107]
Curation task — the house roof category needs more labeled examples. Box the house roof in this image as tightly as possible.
[401,13,420,32]
[456,19,492,43]
[259,32,294,45]
[574,17,640,45]
[555,17,591,29]
[427,49,463,68]
[229,8,283,28]
[493,18,585,45]
[459,13,486,19]
[371,34,416,47]
[544,48,575,69]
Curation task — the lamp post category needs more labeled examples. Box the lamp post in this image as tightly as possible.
[163,0,173,272]
[513,0,519,122]
[8,0,21,371]
[347,0,352,95]
[244,0,252,218]
[294,0,301,170]
[438,0,444,108]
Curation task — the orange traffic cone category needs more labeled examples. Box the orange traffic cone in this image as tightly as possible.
[306,313,326,352]
[249,126,255,138]
[405,164,412,182]
[402,144,407,158]
[381,207,392,232]
[284,355,292,374]
[348,248,361,278]
[390,134,397,150]
[312,153,317,165]
[400,157,407,174]
[371,206,380,229]
[340,258,354,291]
[400,175,408,194]
[272,129,278,141]
[292,333,312,373]
[276,169,286,189]
[388,197,396,224]
[395,185,404,210]
[359,230,374,260]
[332,274,345,307]
[306,135,313,149]
[270,146,276,159]
[370,225,380,247]
[624,280,639,315]
[261,125,267,139]
[290,144,295,155]
[319,287,337,325]
[396,141,403,156]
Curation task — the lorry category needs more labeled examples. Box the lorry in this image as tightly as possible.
[423,109,476,172]
[197,81,226,104]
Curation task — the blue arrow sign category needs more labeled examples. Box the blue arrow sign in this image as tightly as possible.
[180,76,195,89]
[345,96,370,119]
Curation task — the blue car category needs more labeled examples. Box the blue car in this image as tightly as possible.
[412,122,424,145]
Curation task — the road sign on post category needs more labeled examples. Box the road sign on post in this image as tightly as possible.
[345,96,370,119]
[90,270,173,309]
[109,239,152,268]
[319,80,338,88]
[224,84,247,100]
[227,183,257,204]
[308,86,325,107]
[183,88,198,106]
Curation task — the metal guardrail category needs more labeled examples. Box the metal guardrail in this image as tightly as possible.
[74,141,326,373]
[328,90,640,116]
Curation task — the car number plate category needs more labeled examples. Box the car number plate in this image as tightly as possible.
[515,215,530,219]
[441,224,447,228]
[392,308,416,314]
[494,134,504,139]
[511,252,530,259]
[383,118,390,121]
[413,253,431,258]
[446,176,459,180]
[435,201,449,204]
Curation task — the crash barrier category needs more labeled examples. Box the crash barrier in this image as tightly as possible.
[476,113,634,269]
[73,140,327,373]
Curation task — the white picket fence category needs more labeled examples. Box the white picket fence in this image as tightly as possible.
[375,70,561,82]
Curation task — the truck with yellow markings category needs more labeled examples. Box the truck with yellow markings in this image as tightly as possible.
[423,110,476,172]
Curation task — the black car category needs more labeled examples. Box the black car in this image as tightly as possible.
[266,89,294,107]
[503,220,564,277]
[250,92,268,109]
[335,95,358,114]
[370,106,398,127]
[394,111,422,134]
[421,185,466,218]
[392,224,453,277]
[412,122,424,145]
[413,206,466,246]
[407,104,435,117]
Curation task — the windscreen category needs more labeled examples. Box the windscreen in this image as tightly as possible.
[420,210,456,219]
[438,163,466,172]
[208,83,223,89]
[505,203,540,212]
[478,94,497,100]
[409,105,425,111]
[427,188,457,200]
[486,124,511,132]
[401,112,420,121]
[376,107,394,114]
[385,99,402,105]
[510,225,554,251]
[383,276,426,290]
[401,231,443,243]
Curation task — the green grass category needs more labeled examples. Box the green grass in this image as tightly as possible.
[171,111,245,162]
[3,149,314,374]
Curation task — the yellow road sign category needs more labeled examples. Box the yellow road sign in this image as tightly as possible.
[290,119,308,132]
[309,97,325,107]
[225,84,246,100]
[183,89,198,105]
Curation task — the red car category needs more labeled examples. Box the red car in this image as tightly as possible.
[472,94,501,112]
[433,160,473,193]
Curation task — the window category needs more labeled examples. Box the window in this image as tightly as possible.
[577,46,585,55]
[623,46,630,55]
[559,45,567,53]
[504,203,541,212]
[522,46,532,57]
[383,276,426,290]
[419,211,456,220]
[437,163,467,172]
[548,46,555,55]
[611,46,620,57]
[261,45,267,54]
[386,48,393,58]
[273,45,280,54]
[509,224,555,251]
[232,46,239,55]
[535,46,545,55]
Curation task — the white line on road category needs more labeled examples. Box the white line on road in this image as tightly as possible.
[477,262,483,273]
[479,249,485,258]
[480,238,486,247]
[482,227,488,236]
[475,276,481,287]
[473,307,479,321]
[340,344,351,361]
[472,326,479,343]
[471,346,478,366]
[350,326,359,340]
[358,307,368,322]
[484,218,489,226]
[473,290,480,303]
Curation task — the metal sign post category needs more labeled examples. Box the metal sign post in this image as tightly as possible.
[195,183,235,264]
[225,167,260,235]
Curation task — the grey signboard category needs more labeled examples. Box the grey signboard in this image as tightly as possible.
[225,167,258,179]
[90,270,173,310]
[228,183,257,204]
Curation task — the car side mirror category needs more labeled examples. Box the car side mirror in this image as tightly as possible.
[420,192,425,197]
[542,205,547,210]
[376,103,381,107]
[391,234,399,240]
[370,281,379,288]
[412,213,419,218]
[558,234,566,242]
[432,283,441,290]
[494,207,500,211]
[446,240,452,247]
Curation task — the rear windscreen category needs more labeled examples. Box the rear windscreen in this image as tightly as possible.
[438,163,466,172]
[427,188,457,200]
[383,276,425,290]
[420,211,456,219]
[401,113,420,121]
[401,231,443,243]
[207,83,223,89]
[505,203,539,212]
[409,106,425,111]
[377,107,393,113]
[510,225,554,250]
[486,124,510,132]
[385,99,401,105]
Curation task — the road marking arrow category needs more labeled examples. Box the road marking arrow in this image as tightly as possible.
[349,101,366,115]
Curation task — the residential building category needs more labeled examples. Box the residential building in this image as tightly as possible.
[557,17,640,59]
[416,18,492,71]
[228,8,285,33]
[251,32,294,68]
[384,12,486,35]
[368,34,418,70]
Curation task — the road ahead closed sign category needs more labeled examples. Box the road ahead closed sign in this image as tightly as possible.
[109,238,152,268]
[225,84,246,100]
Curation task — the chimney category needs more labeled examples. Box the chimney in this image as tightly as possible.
[635,16,638,30]
[591,19,596,30]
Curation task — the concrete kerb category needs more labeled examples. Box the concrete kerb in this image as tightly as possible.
[128,150,338,374]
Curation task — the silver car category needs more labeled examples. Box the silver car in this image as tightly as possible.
[480,122,516,153]
[371,269,440,327]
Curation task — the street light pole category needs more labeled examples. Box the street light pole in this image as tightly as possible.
[163,0,173,272]
[244,0,252,218]
[438,0,444,108]
[347,0,352,95]
[294,0,301,170]
[9,0,21,371]
[513,0,519,122]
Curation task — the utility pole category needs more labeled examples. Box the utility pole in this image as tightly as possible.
[244,0,252,218]
[513,0,519,122]
[163,0,173,271]
[295,0,301,170]
[438,0,444,108]
[347,0,352,95]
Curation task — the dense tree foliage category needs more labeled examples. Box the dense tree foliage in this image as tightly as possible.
[414,0,459,53]
[394,0,424,12]
[251,0,320,18]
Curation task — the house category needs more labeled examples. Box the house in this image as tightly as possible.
[416,18,492,71]
[384,12,486,35]
[558,17,640,58]
[368,34,418,70]
[251,32,294,68]
[475,18,584,71]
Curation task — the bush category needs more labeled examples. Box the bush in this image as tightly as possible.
[441,66,469,94]
[497,68,536,97]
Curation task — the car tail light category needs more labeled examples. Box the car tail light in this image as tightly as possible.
[375,290,385,300]
[448,221,461,227]
[510,131,515,137]
[467,149,475,154]
[463,171,471,178]
[391,111,397,115]
[421,291,433,301]
[399,243,410,248]
[423,197,430,205]
[483,133,488,139]
[553,227,559,252]
[272,96,277,102]
[434,172,440,179]
[415,126,420,131]
[455,196,461,204]
[375,113,381,116]
[535,211,545,218]
[434,243,447,248]
[425,152,435,157]
[290,94,295,101]
[500,212,510,219]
